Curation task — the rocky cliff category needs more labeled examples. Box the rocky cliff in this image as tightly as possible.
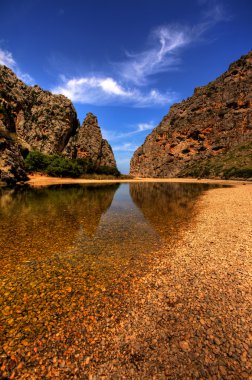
[130,51,252,178]
[0,130,27,185]
[64,112,116,168]
[0,66,79,154]
[0,66,117,184]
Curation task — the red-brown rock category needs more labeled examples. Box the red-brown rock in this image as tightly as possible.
[130,51,252,178]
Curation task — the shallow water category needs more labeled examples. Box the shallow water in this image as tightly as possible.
[0,182,219,377]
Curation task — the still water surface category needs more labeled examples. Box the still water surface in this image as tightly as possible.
[0,182,216,275]
[0,182,218,375]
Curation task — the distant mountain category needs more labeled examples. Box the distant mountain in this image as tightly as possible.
[0,66,117,184]
[130,51,252,179]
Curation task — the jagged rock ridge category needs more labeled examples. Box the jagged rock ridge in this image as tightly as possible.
[0,66,117,184]
[64,112,116,168]
[130,51,252,178]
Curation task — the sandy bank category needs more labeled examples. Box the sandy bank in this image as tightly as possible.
[27,174,249,187]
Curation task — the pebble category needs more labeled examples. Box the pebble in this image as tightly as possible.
[179,341,190,351]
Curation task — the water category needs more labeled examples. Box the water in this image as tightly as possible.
[0,182,219,376]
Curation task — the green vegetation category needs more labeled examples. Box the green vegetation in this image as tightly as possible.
[25,151,121,178]
[178,142,252,179]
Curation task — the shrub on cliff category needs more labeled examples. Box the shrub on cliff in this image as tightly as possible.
[46,156,83,178]
[25,151,88,177]
[24,151,120,178]
[25,151,49,171]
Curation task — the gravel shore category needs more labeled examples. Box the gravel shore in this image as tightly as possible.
[1,182,251,379]
[89,183,252,379]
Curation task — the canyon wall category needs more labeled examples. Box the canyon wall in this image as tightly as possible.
[130,51,252,178]
[0,66,117,184]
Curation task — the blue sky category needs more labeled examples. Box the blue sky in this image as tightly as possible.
[0,0,251,173]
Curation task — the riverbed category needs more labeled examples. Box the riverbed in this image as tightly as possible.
[0,182,251,379]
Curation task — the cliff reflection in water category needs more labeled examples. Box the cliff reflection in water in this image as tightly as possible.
[0,184,119,273]
[130,182,216,239]
[0,181,221,373]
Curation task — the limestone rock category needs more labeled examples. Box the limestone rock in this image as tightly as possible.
[98,139,117,168]
[0,66,117,183]
[130,51,252,177]
[0,130,27,185]
[64,112,117,168]
[0,65,79,154]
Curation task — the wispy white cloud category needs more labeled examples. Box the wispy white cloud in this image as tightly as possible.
[118,26,187,84]
[194,3,231,36]
[113,143,138,152]
[199,0,230,22]
[0,48,16,67]
[0,48,34,84]
[52,76,176,107]
[137,122,155,132]
[102,121,155,142]
[110,122,156,172]
[18,72,34,84]
[51,2,229,107]
[116,3,229,84]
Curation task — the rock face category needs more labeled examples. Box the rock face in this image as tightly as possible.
[64,113,117,168]
[0,66,117,183]
[98,139,117,168]
[130,51,252,177]
[0,130,27,185]
[0,66,79,154]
